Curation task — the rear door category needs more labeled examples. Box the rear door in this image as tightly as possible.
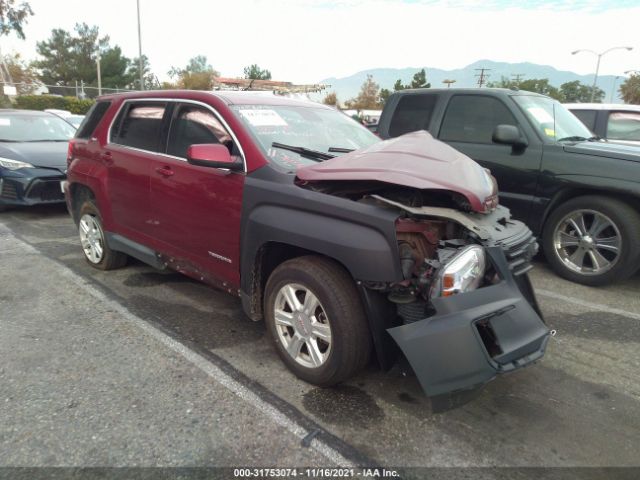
[107,101,168,242]
[149,101,244,288]
[436,94,543,224]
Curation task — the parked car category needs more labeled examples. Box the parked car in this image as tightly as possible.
[0,109,76,212]
[45,109,86,129]
[64,91,549,402]
[378,88,640,286]
[565,103,640,146]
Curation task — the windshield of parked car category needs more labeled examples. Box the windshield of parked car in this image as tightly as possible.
[231,104,380,170]
[512,95,594,142]
[0,113,77,142]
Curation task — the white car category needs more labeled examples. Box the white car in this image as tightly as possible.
[565,103,640,146]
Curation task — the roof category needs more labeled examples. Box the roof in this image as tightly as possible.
[97,89,333,109]
[392,87,546,97]
[564,103,640,112]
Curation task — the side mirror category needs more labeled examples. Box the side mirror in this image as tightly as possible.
[186,144,243,171]
[492,125,528,149]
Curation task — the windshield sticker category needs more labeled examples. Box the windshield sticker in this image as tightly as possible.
[527,107,554,124]
[239,109,288,127]
[544,128,556,137]
[0,118,10,126]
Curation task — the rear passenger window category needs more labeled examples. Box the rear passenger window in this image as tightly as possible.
[167,104,232,158]
[606,112,640,141]
[571,109,597,131]
[75,101,111,139]
[389,94,437,137]
[439,95,517,144]
[110,102,166,152]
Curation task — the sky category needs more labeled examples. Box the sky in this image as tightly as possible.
[2,0,640,84]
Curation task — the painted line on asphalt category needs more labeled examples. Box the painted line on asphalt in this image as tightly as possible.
[537,289,640,321]
[6,230,356,467]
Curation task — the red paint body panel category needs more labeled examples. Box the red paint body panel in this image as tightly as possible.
[296,131,494,213]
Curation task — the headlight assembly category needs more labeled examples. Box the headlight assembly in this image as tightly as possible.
[431,245,487,298]
[0,157,34,170]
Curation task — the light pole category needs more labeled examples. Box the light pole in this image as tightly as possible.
[96,50,102,96]
[137,0,144,90]
[572,46,633,102]
[610,76,620,103]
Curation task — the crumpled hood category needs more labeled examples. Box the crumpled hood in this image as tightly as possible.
[563,141,640,163]
[296,130,495,213]
[0,141,69,172]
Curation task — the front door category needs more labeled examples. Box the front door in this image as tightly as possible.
[149,102,244,288]
[437,94,543,224]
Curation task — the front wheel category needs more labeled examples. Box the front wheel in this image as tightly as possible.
[542,196,640,286]
[264,256,371,386]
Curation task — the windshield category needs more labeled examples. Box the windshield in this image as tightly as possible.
[231,104,380,170]
[512,95,594,142]
[0,113,77,142]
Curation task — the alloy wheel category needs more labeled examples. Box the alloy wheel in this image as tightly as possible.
[79,214,105,264]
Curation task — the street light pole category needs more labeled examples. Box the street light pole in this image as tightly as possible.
[572,46,633,102]
[96,50,102,96]
[137,0,144,90]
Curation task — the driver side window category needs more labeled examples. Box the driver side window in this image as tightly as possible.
[167,104,233,158]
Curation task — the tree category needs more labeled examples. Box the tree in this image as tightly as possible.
[34,23,133,93]
[408,68,430,89]
[345,74,382,109]
[243,64,271,80]
[169,55,218,90]
[2,52,37,93]
[127,55,157,90]
[0,0,33,39]
[559,80,604,103]
[488,76,562,100]
[322,91,338,106]
[619,74,640,104]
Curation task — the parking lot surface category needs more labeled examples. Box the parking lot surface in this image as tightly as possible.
[1,205,639,475]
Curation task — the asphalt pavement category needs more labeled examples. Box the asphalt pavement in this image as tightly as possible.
[1,205,639,477]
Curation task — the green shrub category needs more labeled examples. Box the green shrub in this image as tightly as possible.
[13,95,95,114]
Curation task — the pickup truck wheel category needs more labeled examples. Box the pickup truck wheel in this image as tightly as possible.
[543,196,640,286]
[264,256,371,386]
[78,200,127,270]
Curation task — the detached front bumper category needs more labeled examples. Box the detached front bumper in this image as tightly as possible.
[388,247,549,398]
[0,168,66,207]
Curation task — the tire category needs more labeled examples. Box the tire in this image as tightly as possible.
[264,255,372,386]
[78,199,127,270]
[542,195,640,286]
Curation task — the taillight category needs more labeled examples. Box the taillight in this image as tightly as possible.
[67,140,76,167]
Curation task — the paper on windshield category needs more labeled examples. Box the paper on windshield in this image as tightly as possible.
[239,109,288,127]
[0,118,10,126]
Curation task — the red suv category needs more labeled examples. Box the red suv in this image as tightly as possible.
[64,90,549,404]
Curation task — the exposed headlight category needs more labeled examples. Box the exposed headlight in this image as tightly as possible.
[0,157,34,170]
[431,245,486,298]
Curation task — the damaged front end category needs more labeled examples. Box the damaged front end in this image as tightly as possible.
[294,132,549,402]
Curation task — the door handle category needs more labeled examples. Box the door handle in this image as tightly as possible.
[99,151,113,165]
[155,166,174,177]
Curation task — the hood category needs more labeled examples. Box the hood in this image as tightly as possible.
[296,131,495,213]
[0,141,69,172]
[563,141,640,163]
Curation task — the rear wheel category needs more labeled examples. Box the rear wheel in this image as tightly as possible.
[543,196,640,286]
[264,256,371,386]
[78,200,127,270]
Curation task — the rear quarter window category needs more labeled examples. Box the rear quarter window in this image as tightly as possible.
[606,111,640,141]
[389,94,437,137]
[75,101,111,139]
[570,109,597,131]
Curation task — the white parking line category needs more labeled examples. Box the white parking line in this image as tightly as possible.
[6,231,355,467]
[537,289,640,321]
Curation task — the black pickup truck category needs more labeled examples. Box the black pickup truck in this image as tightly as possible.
[378,88,640,286]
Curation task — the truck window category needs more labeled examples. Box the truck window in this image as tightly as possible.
[110,102,166,152]
[389,94,436,137]
[570,109,597,131]
[439,95,517,144]
[75,101,111,139]
[606,111,640,141]
[166,104,232,158]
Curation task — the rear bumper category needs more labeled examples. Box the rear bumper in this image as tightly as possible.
[0,169,66,207]
[388,247,549,399]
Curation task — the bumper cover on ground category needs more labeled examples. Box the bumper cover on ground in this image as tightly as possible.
[388,247,549,398]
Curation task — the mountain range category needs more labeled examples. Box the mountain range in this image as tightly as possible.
[318,59,625,104]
